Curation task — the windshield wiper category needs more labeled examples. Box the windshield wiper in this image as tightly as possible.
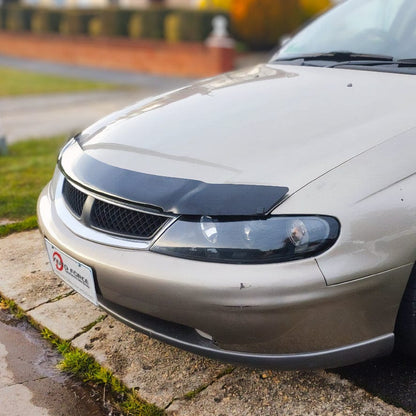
[274,51,394,64]
[397,58,416,65]
[329,58,416,68]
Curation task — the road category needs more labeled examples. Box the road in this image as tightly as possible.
[0,54,194,144]
[0,90,149,143]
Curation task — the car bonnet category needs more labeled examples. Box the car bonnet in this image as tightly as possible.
[60,64,416,214]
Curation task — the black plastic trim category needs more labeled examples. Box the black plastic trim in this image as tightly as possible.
[98,296,394,370]
[59,141,289,216]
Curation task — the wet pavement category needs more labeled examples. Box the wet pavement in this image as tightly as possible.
[0,309,115,416]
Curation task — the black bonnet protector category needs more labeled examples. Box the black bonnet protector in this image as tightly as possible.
[59,142,289,216]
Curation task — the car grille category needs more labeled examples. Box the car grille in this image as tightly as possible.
[62,179,169,239]
[62,179,87,217]
[91,199,168,239]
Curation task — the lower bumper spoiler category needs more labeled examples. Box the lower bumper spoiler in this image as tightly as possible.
[98,296,394,370]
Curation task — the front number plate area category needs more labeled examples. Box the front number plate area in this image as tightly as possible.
[45,239,98,305]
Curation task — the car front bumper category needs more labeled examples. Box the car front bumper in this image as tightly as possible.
[37,183,411,369]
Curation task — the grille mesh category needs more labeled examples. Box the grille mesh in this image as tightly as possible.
[62,180,87,217]
[62,179,169,239]
[90,199,168,239]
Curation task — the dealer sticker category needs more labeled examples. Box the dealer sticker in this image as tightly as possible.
[45,239,98,305]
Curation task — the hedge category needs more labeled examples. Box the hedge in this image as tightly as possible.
[86,8,222,41]
[88,8,134,37]
[1,6,230,43]
[31,9,62,34]
[59,9,100,36]
[5,5,35,32]
[128,8,168,40]
[0,3,332,49]
[230,0,331,49]
[0,7,7,30]
[165,9,228,42]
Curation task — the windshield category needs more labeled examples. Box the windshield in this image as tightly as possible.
[275,0,416,62]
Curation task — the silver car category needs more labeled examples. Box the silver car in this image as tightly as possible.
[38,0,416,369]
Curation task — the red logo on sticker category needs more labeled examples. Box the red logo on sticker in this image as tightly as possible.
[53,251,63,271]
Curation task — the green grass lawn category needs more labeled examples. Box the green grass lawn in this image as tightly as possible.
[0,67,116,96]
[0,136,66,237]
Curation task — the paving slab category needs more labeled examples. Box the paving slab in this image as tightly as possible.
[72,316,230,409]
[28,293,104,341]
[165,368,410,416]
[0,231,71,310]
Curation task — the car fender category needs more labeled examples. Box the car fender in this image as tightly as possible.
[273,126,416,285]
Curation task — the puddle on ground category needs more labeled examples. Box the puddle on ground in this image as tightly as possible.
[0,309,121,416]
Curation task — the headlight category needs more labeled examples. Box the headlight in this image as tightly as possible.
[151,215,340,264]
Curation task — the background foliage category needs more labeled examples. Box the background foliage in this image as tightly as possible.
[0,0,332,49]
[230,0,331,49]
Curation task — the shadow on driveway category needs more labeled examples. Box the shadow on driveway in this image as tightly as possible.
[334,352,416,414]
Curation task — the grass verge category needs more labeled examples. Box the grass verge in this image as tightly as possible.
[0,136,66,238]
[0,67,117,96]
[43,328,165,416]
[0,216,38,237]
[0,297,26,319]
[0,296,164,416]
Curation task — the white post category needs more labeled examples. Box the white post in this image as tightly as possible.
[206,15,235,49]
